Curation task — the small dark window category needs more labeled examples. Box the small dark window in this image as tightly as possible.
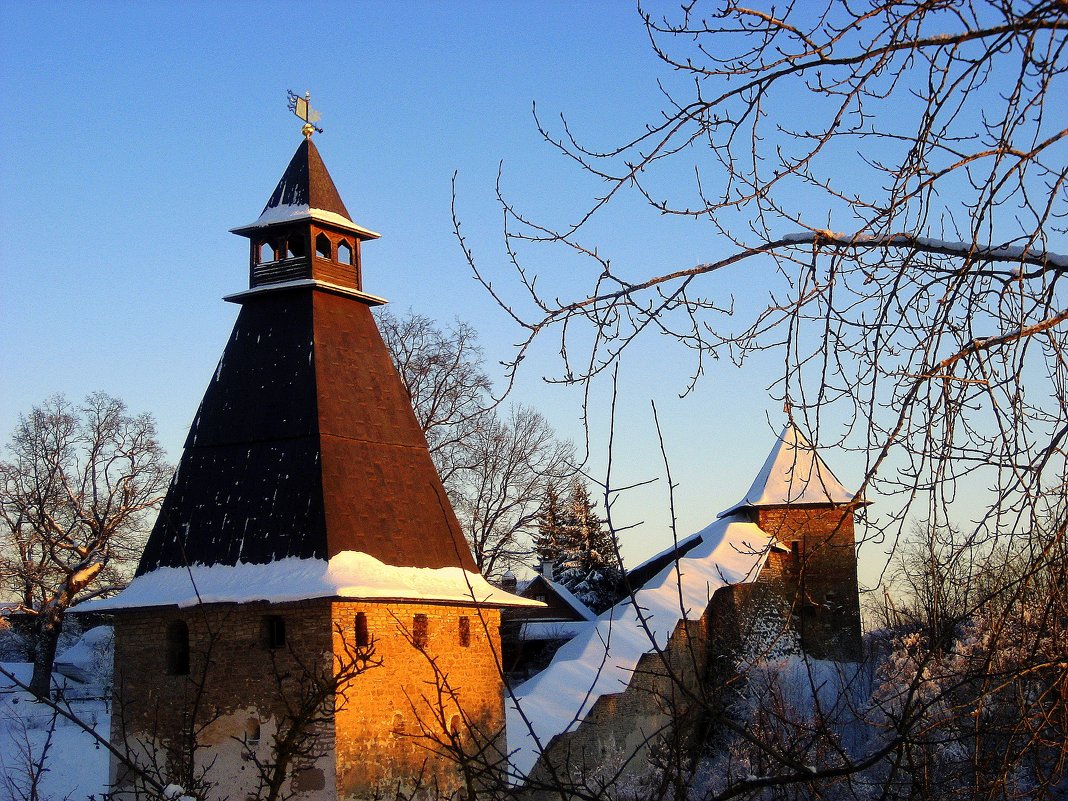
[263,615,285,649]
[458,616,471,647]
[338,240,353,265]
[354,612,370,647]
[245,717,261,747]
[315,233,332,259]
[258,241,276,264]
[166,620,190,676]
[790,541,802,563]
[286,235,306,259]
[412,614,429,649]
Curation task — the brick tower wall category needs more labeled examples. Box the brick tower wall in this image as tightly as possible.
[331,602,506,799]
[109,600,506,801]
[110,602,338,801]
[754,506,862,661]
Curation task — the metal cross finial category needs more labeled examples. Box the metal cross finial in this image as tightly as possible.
[287,90,323,138]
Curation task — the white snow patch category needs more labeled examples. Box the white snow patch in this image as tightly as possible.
[80,551,543,611]
[719,423,858,516]
[507,514,771,778]
[0,664,110,800]
[518,620,592,641]
[54,626,114,686]
[232,204,380,239]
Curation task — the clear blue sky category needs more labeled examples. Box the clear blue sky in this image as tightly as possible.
[0,2,885,583]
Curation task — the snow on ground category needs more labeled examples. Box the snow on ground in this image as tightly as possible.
[0,629,113,801]
[80,551,541,612]
[507,513,772,778]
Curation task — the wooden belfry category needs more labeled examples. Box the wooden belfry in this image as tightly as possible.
[99,97,533,801]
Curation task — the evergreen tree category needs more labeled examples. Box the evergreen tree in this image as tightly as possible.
[554,478,623,613]
[533,482,566,568]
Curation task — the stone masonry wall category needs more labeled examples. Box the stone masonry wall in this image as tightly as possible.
[331,602,505,799]
[755,506,863,661]
[111,600,506,801]
[111,602,337,801]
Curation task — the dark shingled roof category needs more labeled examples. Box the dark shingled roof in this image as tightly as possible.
[262,137,351,219]
[138,141,477,578]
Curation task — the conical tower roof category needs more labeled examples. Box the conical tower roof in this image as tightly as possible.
[230,137,380,239]
[136,138,479,583]
[718,422,861,517]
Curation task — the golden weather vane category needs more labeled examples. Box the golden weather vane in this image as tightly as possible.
[287,90,323,138]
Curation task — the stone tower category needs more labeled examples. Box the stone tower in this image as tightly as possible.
[94,132,536,801]
[719,422,865,660]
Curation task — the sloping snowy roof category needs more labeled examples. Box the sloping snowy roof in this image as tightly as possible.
[507,513,772,778]
[521,575,597,622]
[81,551,542,612]
[718,423,860,517]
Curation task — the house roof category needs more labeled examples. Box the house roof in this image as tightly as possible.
[718,422,861,517]
[519,575,596,622]
[230,138,380,239]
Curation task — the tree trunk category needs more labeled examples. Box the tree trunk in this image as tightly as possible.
[29,611,62,699]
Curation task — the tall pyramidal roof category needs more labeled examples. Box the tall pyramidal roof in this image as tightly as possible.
[231,137,380,239]
[718,422,861,517]
[133,136,485,588]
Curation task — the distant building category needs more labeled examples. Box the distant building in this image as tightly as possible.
[502,572,596,683]
[88,131,537,801]
[507,423,865,784]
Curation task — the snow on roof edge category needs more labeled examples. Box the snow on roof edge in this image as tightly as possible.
[79,552,542,613]
[507,513,773,779]
[230,204,380,239]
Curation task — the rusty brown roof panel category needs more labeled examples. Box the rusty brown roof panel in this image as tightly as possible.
[312,291,475,571]
[320,434,474,571]
[312,291,429,448]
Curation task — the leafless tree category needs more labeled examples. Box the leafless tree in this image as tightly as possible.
[451,404,574,579]
[378,308,575,578]
[376,309,493,486]
[449,1,1068,797]
[0,393,170,697]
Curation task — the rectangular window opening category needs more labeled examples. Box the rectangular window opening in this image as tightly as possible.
[413,614,429,649]
[355,612,370,647]
[264,615,286,650]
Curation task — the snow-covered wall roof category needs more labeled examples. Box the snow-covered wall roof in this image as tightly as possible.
[507,513,772,778]
[80,551,541,612]
[719,423,859,516]
[523,576,597,622]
